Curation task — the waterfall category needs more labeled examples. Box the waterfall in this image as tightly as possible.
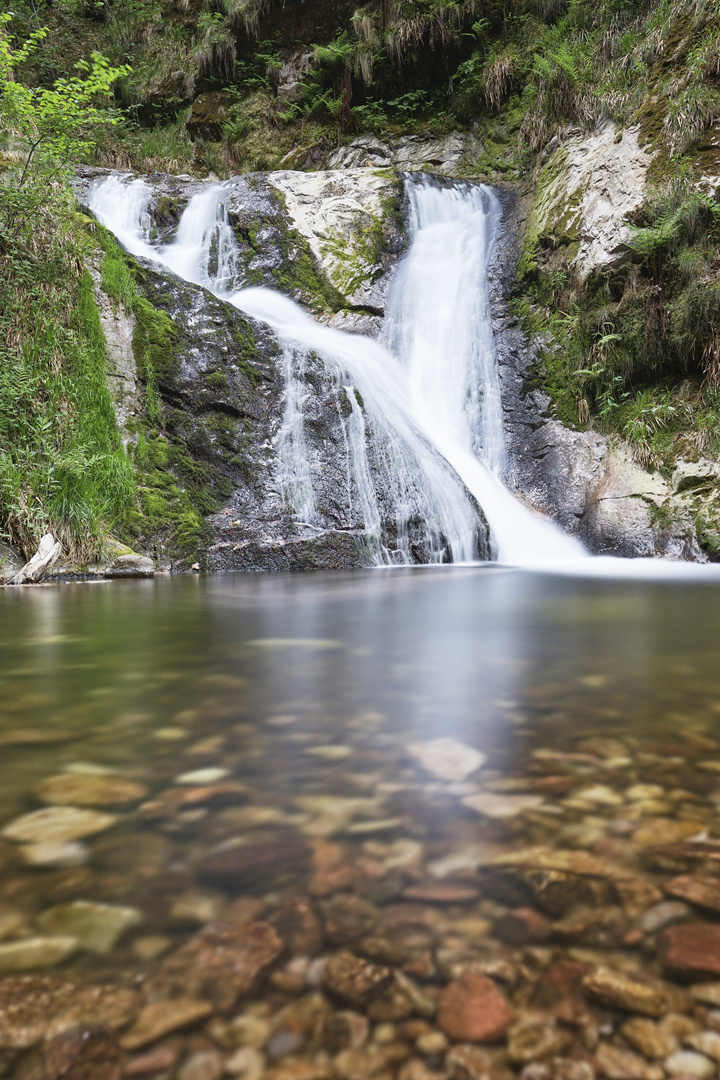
[88,171,586,566]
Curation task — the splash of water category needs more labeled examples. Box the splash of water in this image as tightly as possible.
[88,171,586,565]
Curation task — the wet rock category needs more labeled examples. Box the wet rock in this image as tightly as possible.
[0,976,139,1049]
[121,999,214,1050]
[323,895,379,946]
[403,884,479,904]
[14,1027,122,1080]
[131,935,172,961]
[177,1049,225,1080]
[178,783,250,809]
[175,768,230,786]
[266,1030,305,1058]
[446,1043,511,1080]
[125,1045,179,1076]
[463,793,544,820]
[594,1043,662,1080]
[616,881,664,920]
[0,937,79,973]
[553,906,627,948]
[322,951,394,1008]
[226,1015,271,1050]
[621,1019,679,1058]
[225,1047,266,1079]
[19,842,89,869]
[408,740,486,783]
[416,1031,447,1056]
[582,967,666,1017]
[692,985,720,1007]
[633,820,703,849]
[160,921,283,1012]
[2,807,117,844]
[437,973,515,1043]
[666,876,720,913]
[641,841,720,874]
[479,866,613,918]
[520,1063,595,1080]
[662,923,720,976]
[663,1050,715,1078]
[200,838,312,890]
[685,1032,720,1062]
[638,902,692,935]
[32,773,148,807]
[317,1011,369,1053]
[492,902,557,946]
[507,1018,572,1064]
[38,901,142,954]
[271,898,324,956]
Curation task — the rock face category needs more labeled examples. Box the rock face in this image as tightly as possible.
[524,123,655,283]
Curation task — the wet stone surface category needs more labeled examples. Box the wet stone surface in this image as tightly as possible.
[2,572,720,1079]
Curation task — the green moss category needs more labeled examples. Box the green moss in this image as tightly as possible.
[132,297,178,383]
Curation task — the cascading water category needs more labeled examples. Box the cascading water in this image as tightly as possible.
[88,171,586,565]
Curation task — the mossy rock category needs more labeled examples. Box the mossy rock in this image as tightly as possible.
[186,91,235,142]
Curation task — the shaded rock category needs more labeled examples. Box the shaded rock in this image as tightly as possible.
[666,876,720,914]
[582,967,666,1017]
[507,1019,572,1064]
[0,542,23,583]
[121,999,213,1050]
[270,897,324,956]
[408,740,486,783]
[323,895,379,946]
[38,901,142,955]
[662,924,720,976]
[493,908,553,946]
[0,937,79,974]
[316,1011,369,1054]
[437,973,515,1043]
[641,841,720,874]
[32,773,147,807]
[200,838,312,890]
[0,976,139,1049]
[553,906,627,948]
[621,1019,679,1059]
[15,1027,123,1080]
[322,951,394,1008]
[186,91,233,141]
[160,921,283,1012]
[2,807,117,845]
[479,865,614,918]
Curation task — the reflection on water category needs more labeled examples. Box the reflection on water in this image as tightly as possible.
[1,570,720,1075]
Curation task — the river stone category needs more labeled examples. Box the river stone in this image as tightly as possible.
[159,921,283,1012]
[201,838,312,889]
[462,793,544,819]
[685,1032,720,1062]
[493,907,553,946]
[0,937,79,973]
[691,984,720,1006]
[14,1027,123,1080]
[665,875,720,913]
[507,1018,572,1064]
[594,1043,662,1080]
[621,1019,679,1059]
[633,819,703,848]
[322,951,393,1007]
[639,901,692,934]
[32,773,148,807]
[583,967,666,1017]
[38,901,142,954]
[662,923,720,976]
[408,740,486,783]
[19,841,89,868]
[2,806,117,844]
[121,999,213,1050]
[0,975,139,1049]
[225,1047,266,1079]
[174,767,230,785]
[437,973,515,1043]
[126,1045,179,1076]
[664,1051,715,1078]
[178,1050,225,1080]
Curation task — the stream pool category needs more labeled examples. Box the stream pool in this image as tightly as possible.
[2,569,720,1077]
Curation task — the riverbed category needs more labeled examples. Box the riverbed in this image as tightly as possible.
[2,569,720,1079]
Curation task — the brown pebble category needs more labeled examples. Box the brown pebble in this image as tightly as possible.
[437,973,515,1043]
[126,1045,179,1076]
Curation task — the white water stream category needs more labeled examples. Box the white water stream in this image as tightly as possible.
[89,172,586,565]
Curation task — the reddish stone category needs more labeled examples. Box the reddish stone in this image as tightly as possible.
[15,1029,122,1080]
[270,897,324,956]
[662,923,720,975]
[310,865,362,897]
[126,1045,179,1076]
[492,907,552,946]
[666,875,720,913]
[437,973,515,1043]
[532,776,578,795]
[201,839,311,888]
[402,884,479,904]
[160,921,283,1012]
